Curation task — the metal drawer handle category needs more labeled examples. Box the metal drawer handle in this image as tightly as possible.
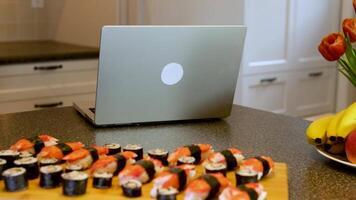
[260,77,277,84]
[34,65,63,71]
[309,72,323,77]
[34,101,63,108]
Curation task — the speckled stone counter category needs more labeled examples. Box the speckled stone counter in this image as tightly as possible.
[0,106,355,199]
[0,40,99,65]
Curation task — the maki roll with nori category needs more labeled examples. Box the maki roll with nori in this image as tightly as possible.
[10,134,58,155]
[240,156,274,180]
[204,162,227,176]
[39,165,63,188]
[119,159,156,185]
[148,148,169,166]
[65,164,84,173]
[2,167,28,192]
[168,144,213,165]
[61,171,88,196]
[37,142,84,162]
[93,172,113,189]
[122,180,142,197]
[89,151,137,176]
[123,144,143,161]
[19,151,34,158]
[14,157,39,180]
[0,159,7,180]
[39,158,60,167]
[235,168,259,186]
[105,143,121,155]
[0,150,20,169]
[177,156,195,166]
[204,148,244,171]
[157,187,179,200]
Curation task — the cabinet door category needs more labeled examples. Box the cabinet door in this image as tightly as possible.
[292,67,336,116]
[240,73,290,114]
[243,0,292,74]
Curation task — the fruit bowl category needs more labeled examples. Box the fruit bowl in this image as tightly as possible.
[316,147,356,168]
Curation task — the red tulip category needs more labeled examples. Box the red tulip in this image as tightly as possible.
[343,18,356,43]
[318,33,346,61]
[353,0,356,13]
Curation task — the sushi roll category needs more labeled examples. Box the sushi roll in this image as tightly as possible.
[105,143,121,155]
[14,157,39,180]
[177,156,195,166]
[0,150,20,169]
[0,159,7,180]
[240,156,274,180]
[39,158,60,167]
[157,187,179,200]
[123,144,143,161]
[151,164,196,198]
[148,148,169,166]
[118,159,156,185]
[10,134,58,155]
[37,142,84,162]
[62,146,108,170]
[204,162,227,176]
[39,165,63,188]
[184,173,231,200]
[204,148,244,171]
[93,172,113,189]
[235,168,259,186]
[122,180,142,197]
[65,164,84,173]
[89,151,137,176]
[168,144,213,165]
[2,167,28,192]
[19,151,34,158]
[61,171,89,196]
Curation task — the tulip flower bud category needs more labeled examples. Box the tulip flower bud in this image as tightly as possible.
[343,18,356,43]
[318,33,346,61]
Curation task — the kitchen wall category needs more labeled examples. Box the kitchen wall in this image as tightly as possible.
[0,0,50,42]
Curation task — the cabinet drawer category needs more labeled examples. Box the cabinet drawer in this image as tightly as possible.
[292,67,336,116]
[240,73,290,114]
[0,93,96,114]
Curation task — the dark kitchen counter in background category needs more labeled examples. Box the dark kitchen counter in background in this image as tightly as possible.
[0,40,99,65]
[0,105,355,199]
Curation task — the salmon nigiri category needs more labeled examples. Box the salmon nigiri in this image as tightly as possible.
[89,151,137,175]
[168,144,213,165]
[37,142,84,161]
[10,134,58,155]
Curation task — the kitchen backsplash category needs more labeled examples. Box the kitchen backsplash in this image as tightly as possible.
[0,0,53,42]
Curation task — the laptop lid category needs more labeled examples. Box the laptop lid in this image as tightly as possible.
[95,26,246,125]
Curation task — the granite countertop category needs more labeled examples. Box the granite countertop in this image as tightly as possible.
[0,105,355,199]
[0,40,99,65]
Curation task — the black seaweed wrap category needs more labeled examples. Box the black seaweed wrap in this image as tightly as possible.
[29,137,45,154]
[238,185,258,200]
[88,148,99,162]
[201,174,220,199]
[220,150,238,170]
[114,154,127,175]
[56,143,73,156]
[169,168,187,191]
[254,156,270,177]
[187,145,201,164]
[136,160,155,180]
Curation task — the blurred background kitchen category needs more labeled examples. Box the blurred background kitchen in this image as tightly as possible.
[0,0,355,119]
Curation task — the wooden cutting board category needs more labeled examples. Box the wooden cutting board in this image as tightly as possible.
[0,162,288,200]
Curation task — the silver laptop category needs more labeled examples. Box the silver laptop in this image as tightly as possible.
[74,26,246,126]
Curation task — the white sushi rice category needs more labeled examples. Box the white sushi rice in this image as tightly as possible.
[39,158,58,164]
[158,187,179,195]
[19,152,34,158]
[14,157,37,165]
[0,158,6,165]
[66,164,83,171]
[2,167,26,177]
[178,156,195,164]
[0,150,20,156]
[105,143,121,149]
[124,144,142,150]
[94,172,113,178]
[236,168,258,176]
[123,180,142,188]
[205,162,226,171]
[61,171,88,180]
[40,165,62,174]
[148,148,168,156]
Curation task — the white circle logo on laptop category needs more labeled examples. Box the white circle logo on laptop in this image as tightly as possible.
[161,63,184,85]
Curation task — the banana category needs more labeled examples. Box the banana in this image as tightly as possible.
[306,115,334,146]
[337,102,356,139]
[326,110,346,143]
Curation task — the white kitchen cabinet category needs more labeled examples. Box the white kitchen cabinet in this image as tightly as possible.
[240,73,290,114]
[0,59,98,114]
